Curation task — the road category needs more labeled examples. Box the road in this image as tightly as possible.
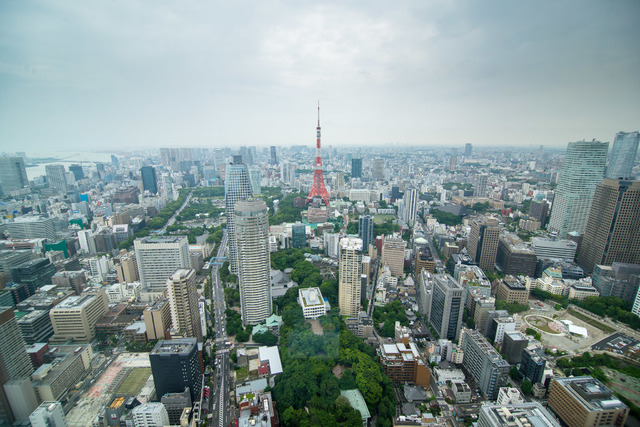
[210,232,232,427]
[160,190,193,233]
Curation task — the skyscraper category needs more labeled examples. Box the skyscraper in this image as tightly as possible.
[428,274,464,341]
[351,158,362,179]
[0,307,34,423]
[234,199,271,326]
[140,166,158,194]
[225,157,253,275]
[358,215,374,253]
[548,140,608,237]
[149,338,201,403]
[474,174,488,197]
[373,159,385,180]
[339,237,362,317]
[68,164,84,181]
[0,157,28,194]
[45,164,68,194]
[606,131,639,180]
[270,146,278,165]
[381,237,406,277]
[166,269,202,341]
[134,236,191,292]
[403,187,419,226]
[578,179,640,272]
[468,216,500,271]
[465,143,473,157]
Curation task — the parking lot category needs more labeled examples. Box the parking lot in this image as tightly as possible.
[592,332,640,356]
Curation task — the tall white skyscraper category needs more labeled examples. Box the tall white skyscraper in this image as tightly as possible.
[338,237,362,317]
[134,236,191,292]
[45,164,69,194]
[166,269,202,341]
[235,199,271,326]
[403,187,419,226]
[225,157,253,275]
[606,131,639,180]
[548,140,608,238]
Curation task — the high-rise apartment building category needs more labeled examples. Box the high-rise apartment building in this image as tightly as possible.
[166,269,202,341]
[403,187,419,226]
[0,157,28,194]
[149,338,201,403]
[474,174,488,197]
[548,377,628,427]
[235,199,271,326]
[49,287,109,342]
[29,402,67,427]
[578,179,640,272]
[351,158,362,179]
[358,215,374,253]
[225,158,253,274]
[548,140,608,237]
[381,237,405,277]
[606,131,639,180]
[468,216,500,271]
[134,236,190,292]
[428,274,464,341]
[45,164,69,194]
[143,298,172,340]
[460,328,510,400]
[140,166,158,194]
[373,159,385,180]
[0,307,34,424]
[115,253,139,284]
[339,237,363,317]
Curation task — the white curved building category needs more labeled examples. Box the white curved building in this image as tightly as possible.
[235,199,271,326]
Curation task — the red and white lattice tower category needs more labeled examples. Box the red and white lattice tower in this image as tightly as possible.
[305,103,331,206]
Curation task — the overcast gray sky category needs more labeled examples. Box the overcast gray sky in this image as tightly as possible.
[0,1,638,153]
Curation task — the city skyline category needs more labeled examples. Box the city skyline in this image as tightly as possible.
[1,1,639,152]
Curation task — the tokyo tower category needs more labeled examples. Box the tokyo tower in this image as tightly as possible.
[305,103,331,206]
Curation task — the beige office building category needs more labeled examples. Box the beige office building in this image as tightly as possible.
[116,253,139,283]
[548,377,628,427]
[381,237,405,277]
[166,269,202,341]
[339,237,362,317]
[143,298,172,340]
[49,287,109,342]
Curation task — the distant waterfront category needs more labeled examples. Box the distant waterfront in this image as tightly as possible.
[25,151,115,180]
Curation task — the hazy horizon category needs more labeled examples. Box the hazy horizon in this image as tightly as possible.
[1,1,638,152]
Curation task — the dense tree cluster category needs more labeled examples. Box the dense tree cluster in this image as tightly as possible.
[175,202,223,222]
[270,192,306,225]
[495,300,529,315]
[431,209,462,226]
[272,303,396,426]
[530,288,568,308]
[525,327,542,341]
[373,219,399,237]
[573,296,640,329]
[373,300,410,337]
[252,331,278,346]
[271,248,311,271]
[192,187,226,198]
[556,352,640,380]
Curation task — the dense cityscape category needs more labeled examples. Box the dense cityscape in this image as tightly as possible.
[0,125,639,427]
